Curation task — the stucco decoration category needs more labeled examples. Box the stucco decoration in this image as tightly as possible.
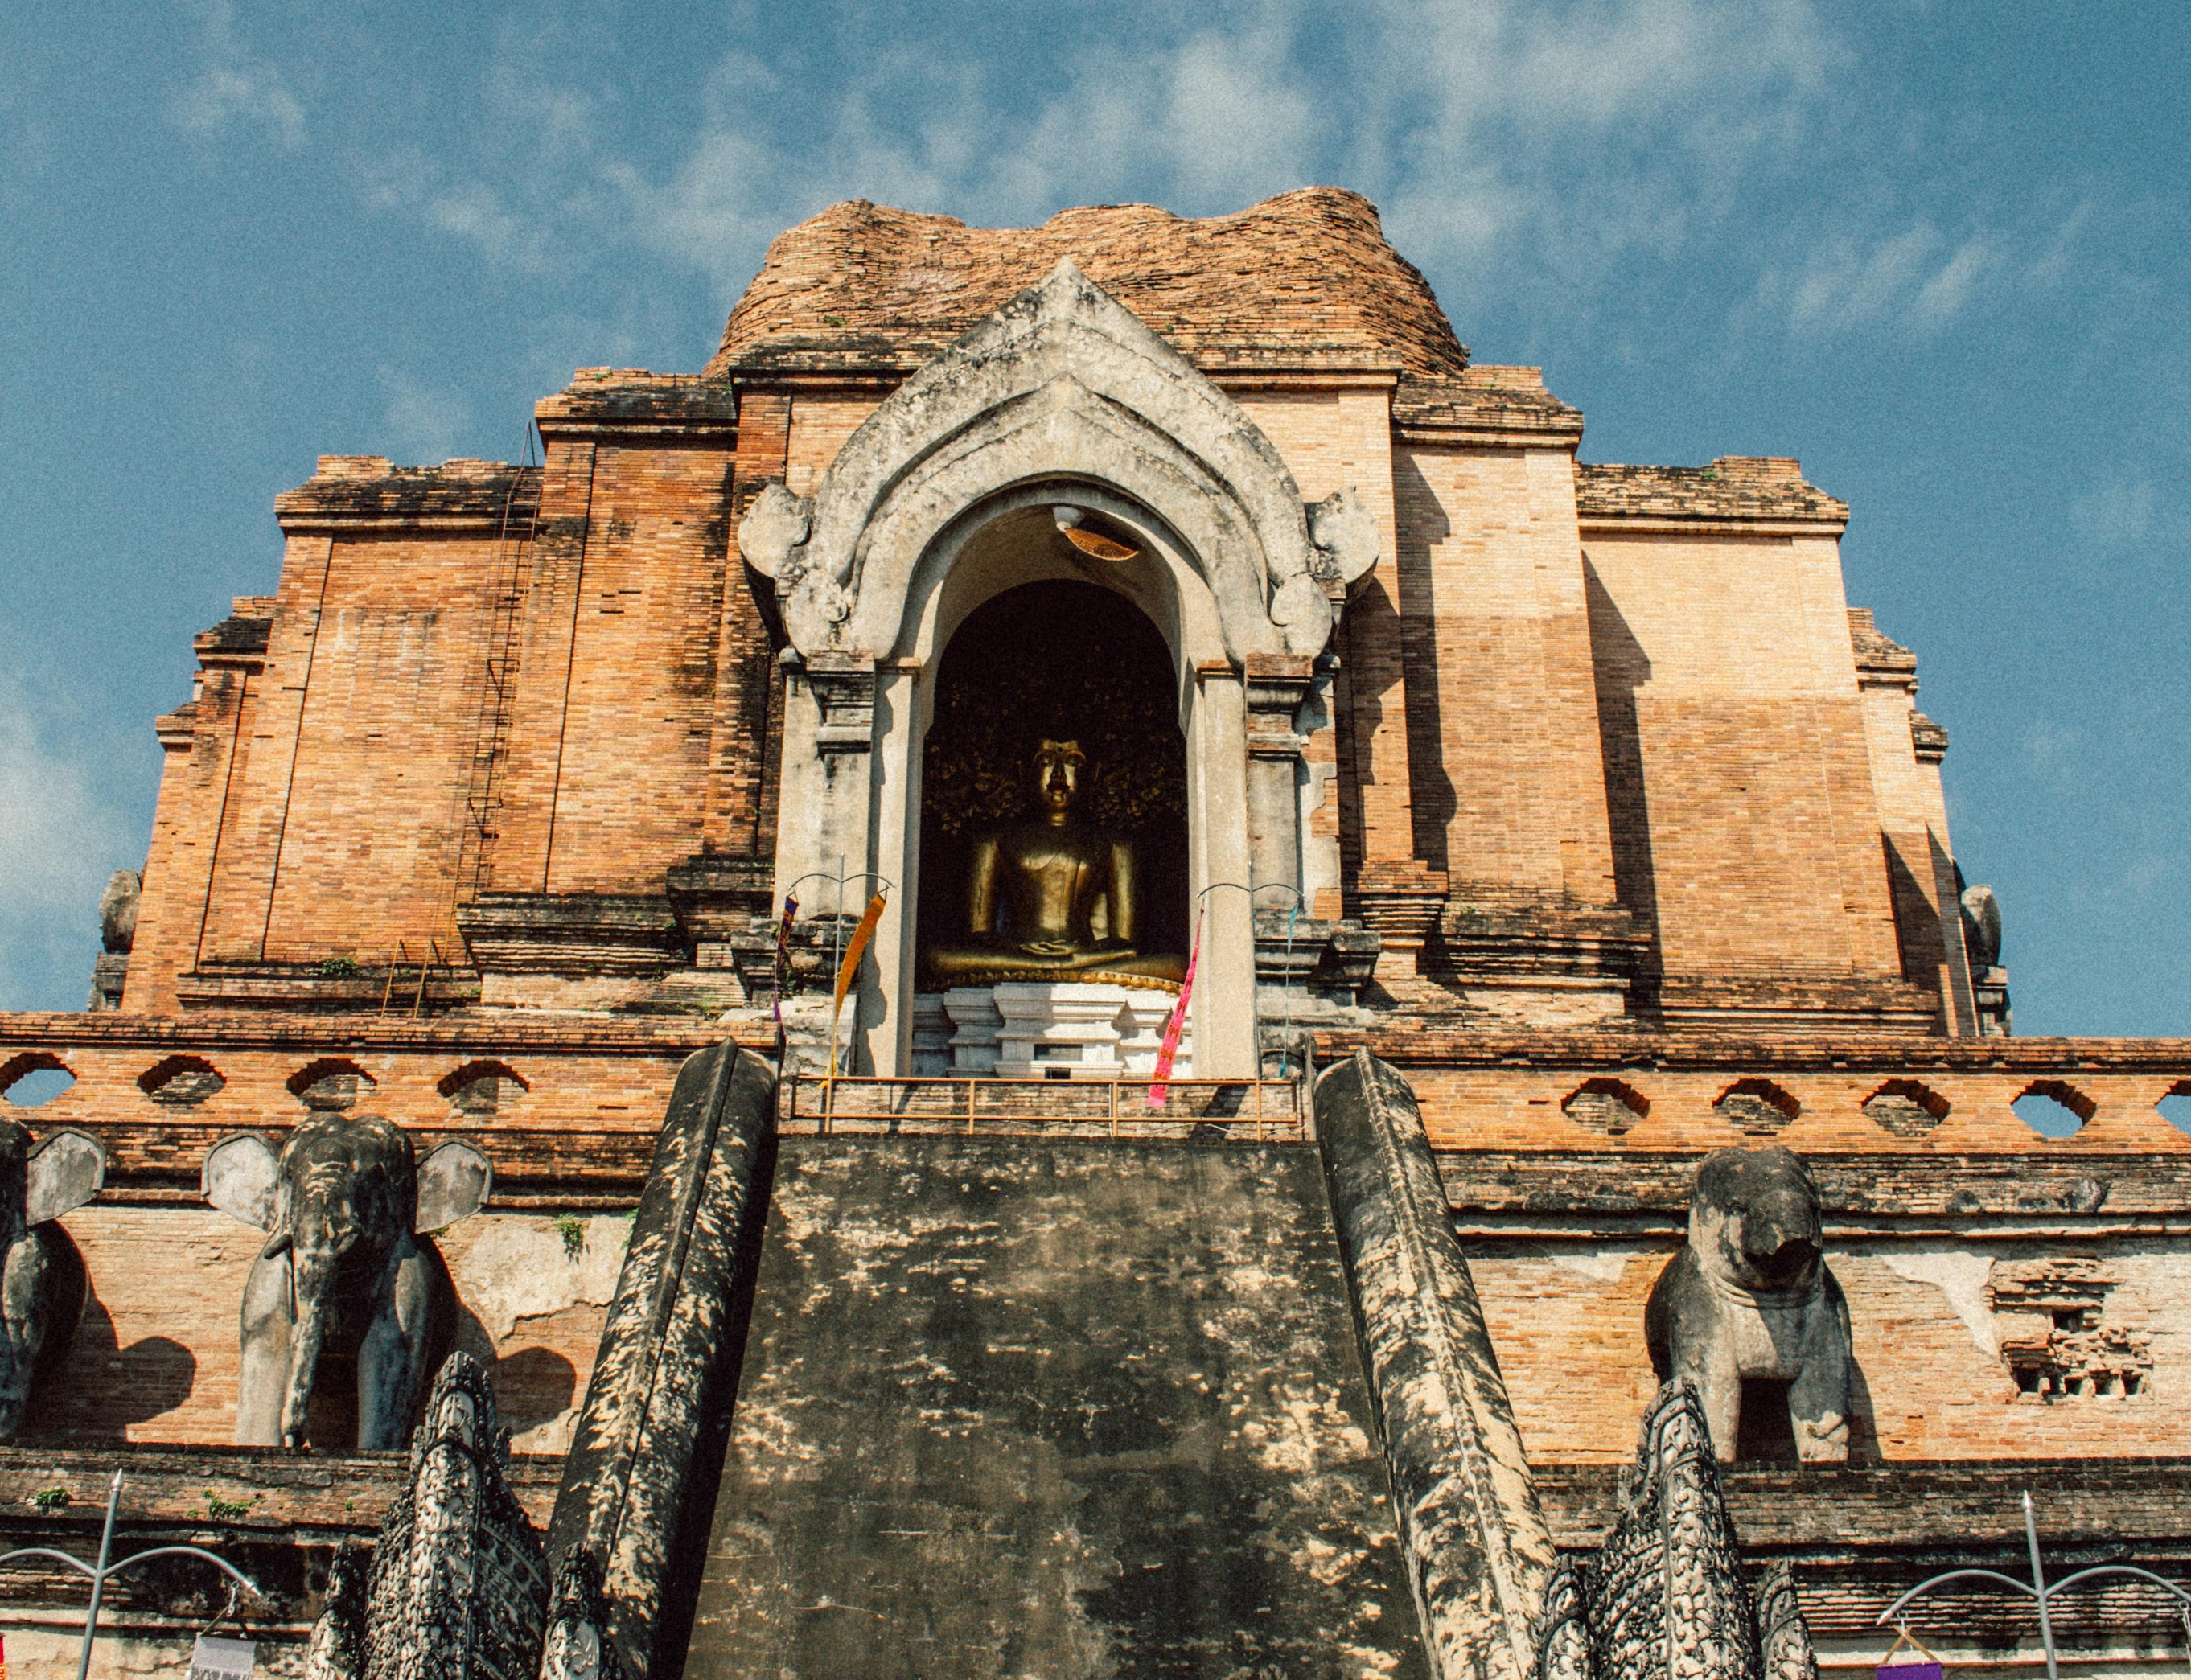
[1308,487,1382,598]
[768,258,1338,663]
[734,483,812,582]
[1532,1380,1820,1680]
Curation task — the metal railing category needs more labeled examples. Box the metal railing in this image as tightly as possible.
[779,1074,1307,1143]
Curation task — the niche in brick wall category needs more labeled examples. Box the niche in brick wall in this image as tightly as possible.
[138,1054,226,1107]
[287,1058,376,1112]
[1988,1255,2151,1401]
[438,1059,528,1121]
[2157,1080,2191,1136]
[1715,1078,1798,1137]
[1864,1079,1949,1139]
[0,1051,74,1108]
[2012,1080,2094,1140]
[1562,1078,1649,1137]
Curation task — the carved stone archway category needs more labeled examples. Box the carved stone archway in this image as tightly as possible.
[741,261,1378,1074]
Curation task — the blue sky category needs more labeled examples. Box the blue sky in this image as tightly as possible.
[2,2,2185,1034]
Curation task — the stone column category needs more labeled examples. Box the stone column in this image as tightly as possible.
[769,649,888,1070]
[1243,654,1313,901]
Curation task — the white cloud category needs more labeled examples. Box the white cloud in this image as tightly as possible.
[379,369,475,465]
[0,676,133,1012]
[168,2,304,151]
[2073,474,2160,548]
[1760,220,2005,337]
[354,0,1844,322]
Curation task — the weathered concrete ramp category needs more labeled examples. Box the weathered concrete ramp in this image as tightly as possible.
[682,1134,1432,1680]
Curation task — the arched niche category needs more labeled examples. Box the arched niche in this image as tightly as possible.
[751,263,1372,1075]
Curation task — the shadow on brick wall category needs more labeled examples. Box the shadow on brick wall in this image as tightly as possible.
[22,1288,197,1444]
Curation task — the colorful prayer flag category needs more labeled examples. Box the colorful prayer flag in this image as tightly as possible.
[1146,911,1202,1108]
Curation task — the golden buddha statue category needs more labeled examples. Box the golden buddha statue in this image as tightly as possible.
[920,739,1186,991]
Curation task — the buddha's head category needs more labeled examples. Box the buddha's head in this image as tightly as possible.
[1034,738,1087,818]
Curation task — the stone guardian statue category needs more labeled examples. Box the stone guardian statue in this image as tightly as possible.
[203,1115,491,1448]
[0,1121,104,1440]
[1643,1146,1852,1463]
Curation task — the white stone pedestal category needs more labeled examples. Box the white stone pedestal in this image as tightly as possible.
[943,987,1004,1074]
[985,982,1190,1079]
[911,992,953,1076]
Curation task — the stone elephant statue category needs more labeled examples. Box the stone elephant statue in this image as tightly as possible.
[0,1120,105,1440]
[1644,1144,1852,1464]
[203,1115,490,1449]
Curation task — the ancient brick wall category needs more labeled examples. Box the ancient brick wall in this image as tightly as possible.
[249,532,503,960]
[1581,525,1904,985]
[124,602,270,1013]
[531,442,733,894]
[23,1207,627,1452]
[1392,440,1619,906]
[1474,1235,2191,1464]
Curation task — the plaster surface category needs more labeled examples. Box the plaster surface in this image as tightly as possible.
[684,1134,1428,1680]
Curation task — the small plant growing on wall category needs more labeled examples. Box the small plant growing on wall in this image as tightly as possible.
[556,1214,586,1261]
[31,1486,71,1511]
[203,1489,256,1520]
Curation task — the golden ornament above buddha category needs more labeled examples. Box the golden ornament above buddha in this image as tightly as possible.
[919,738,1187,992]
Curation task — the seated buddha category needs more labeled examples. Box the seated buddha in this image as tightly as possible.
[920,738,1187,991]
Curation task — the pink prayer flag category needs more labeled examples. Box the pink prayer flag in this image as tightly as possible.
[1146,914,1202,1108]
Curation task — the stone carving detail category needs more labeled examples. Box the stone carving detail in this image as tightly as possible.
[1646,1147,1852,1463]
[203,1116,491,1448]
[1960,881,2002,971]
[1531,1381,1820,1680]
[1754,1563,1819,1680]
[1988,1257,2151,1401]
[734,482,812,582]
[99,869,141,953]
[1316,1051,1555,1680]
[1306,487,1381,598]
[89,868,140,1009]
[0,1121,104,1441]
[302,1353,552,1680]
[771,258,1341,663]
[538,1551,627,1680]
[302,1542,368,1680]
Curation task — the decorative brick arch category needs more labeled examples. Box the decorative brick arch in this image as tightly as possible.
[1714,1078,1800,1137]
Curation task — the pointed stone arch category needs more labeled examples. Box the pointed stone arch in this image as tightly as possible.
[746,259,1362,666]
[741,262,1379,1077]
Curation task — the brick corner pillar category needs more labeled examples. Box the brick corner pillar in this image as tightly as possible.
[702,388,792,861]
[1316,1048,1554,1680]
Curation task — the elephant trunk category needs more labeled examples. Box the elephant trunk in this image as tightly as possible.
[278,1238,343,1448]
[1744,1189,1821,1287]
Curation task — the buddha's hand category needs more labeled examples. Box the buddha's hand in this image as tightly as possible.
[1017,940,1079,958]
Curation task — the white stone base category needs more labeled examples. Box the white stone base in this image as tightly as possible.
[943,987,1004,1074]
[911,992,953,1075]
[986,981,1190,1079]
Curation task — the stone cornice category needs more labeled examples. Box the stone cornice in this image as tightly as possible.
[274,458,541,535]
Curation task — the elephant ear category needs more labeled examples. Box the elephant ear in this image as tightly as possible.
[203,1132,280,1230]
[415,1142,491,1232]
[25,1130,105,1226]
